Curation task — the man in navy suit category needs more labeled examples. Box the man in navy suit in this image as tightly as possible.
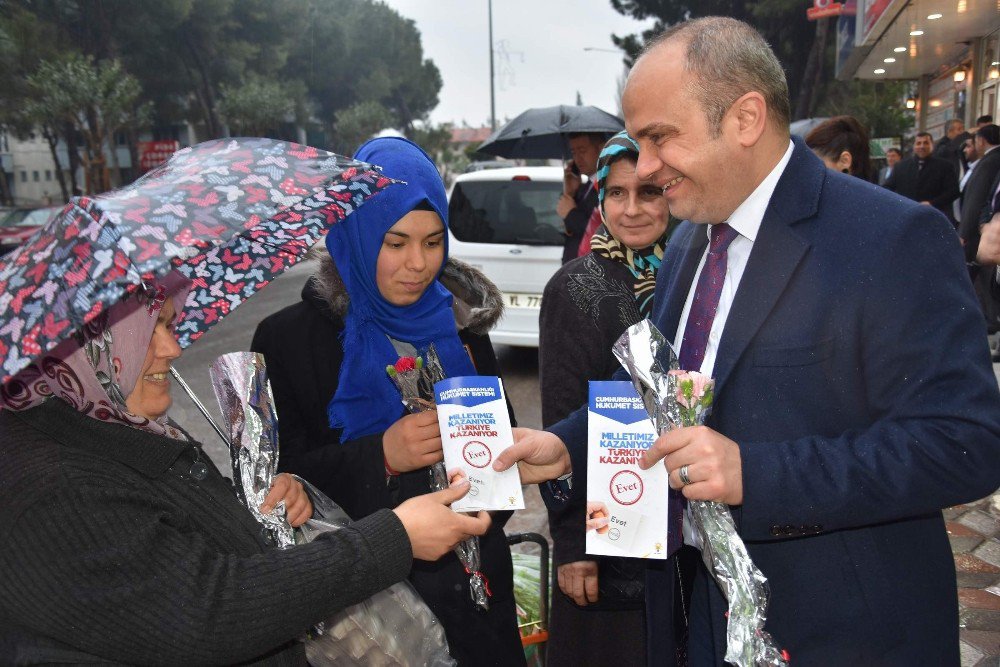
[497,16,1000,665]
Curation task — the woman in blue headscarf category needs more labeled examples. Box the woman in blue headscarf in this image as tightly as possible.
[252,137,525,666]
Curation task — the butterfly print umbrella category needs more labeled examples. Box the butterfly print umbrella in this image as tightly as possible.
[0,137,396,385]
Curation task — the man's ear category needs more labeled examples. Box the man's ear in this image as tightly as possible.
[729,92,767,148]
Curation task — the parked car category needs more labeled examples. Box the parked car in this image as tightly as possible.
[447,166,569,347]
[0,205,62,256]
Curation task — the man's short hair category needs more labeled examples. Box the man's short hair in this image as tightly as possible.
[885,147,902,157]
[946,119,964,133]
[977,115,993,125]
[915,131,933,142]
[641,17,790,136]
[975,124,1000,146]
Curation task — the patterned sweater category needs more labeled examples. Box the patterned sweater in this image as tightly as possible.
[0,398,411,666]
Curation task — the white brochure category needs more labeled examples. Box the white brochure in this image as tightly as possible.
[586,380,668,559]
[435,376,525,512]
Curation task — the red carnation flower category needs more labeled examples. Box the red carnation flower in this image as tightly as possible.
[394,357,417,373]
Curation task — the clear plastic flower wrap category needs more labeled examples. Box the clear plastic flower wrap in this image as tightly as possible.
[612,320,787,667]
[210,351,455,667]
[385,345,491,611]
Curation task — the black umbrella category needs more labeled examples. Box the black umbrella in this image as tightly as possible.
[477,104,624,159]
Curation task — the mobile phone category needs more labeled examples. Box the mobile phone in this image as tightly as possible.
[569,161,581,176]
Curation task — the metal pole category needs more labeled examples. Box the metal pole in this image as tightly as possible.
[170,367,231,447]
[489,0,496,131]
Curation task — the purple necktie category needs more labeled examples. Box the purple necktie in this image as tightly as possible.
[668,222,740,556]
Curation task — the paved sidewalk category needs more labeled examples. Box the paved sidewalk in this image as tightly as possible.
[951,493,1000,666]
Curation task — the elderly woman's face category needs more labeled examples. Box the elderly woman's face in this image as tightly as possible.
[376,209,446,306]
[602,159,670,250]
[125,298,182,421]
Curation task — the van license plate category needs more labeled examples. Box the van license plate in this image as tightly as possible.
[503,293,543,309]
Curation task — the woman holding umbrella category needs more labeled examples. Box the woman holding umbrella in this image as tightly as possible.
[252,137,525,666]
[0,269,490,664]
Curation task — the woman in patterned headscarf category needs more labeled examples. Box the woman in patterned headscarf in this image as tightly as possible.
[0,269,488,665]
[539,131,683,666]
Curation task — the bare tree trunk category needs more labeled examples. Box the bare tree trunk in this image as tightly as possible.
[126,123,140,185]
[183,33,221,138]
[0,162,12,206]
[42,126,69,203]
[794,18,830,121]
[85,106,109,193]
[63,124,81,196]
[106,131,122,188]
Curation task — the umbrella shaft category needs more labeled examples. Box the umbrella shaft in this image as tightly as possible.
[170,367,231,448]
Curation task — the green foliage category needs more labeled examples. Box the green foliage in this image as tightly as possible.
[26,53,147,192]
[287,0,442,143]
[218,76,305,138]
[609,0,824,119]
[819,79,913,140]
[1,0,442,155]
[333,101,395,154]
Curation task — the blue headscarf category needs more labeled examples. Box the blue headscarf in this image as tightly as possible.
[326,137,476,441]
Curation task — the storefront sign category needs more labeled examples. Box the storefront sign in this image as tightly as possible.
[138,140,179,172]
[862,0,896,42]
[808,0,843,21]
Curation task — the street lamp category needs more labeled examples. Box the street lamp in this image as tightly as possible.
[488,0,495,131]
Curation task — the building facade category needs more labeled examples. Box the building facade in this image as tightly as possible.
[837,0,999,139]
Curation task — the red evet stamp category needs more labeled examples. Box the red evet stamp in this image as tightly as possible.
[609,470,643,505]
[462,440,492,468]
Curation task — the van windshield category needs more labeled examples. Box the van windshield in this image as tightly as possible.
[449,179,567,245]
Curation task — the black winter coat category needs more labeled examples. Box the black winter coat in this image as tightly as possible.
[251,254,525,667]
[0,399,412,666]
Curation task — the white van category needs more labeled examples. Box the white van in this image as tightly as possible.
[447,166,568,347]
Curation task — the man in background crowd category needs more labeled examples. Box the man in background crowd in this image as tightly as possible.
[977,216,1000,350]
[934,118,970,175]
[959,124,1000,266]
[556,133,603,264]
[957,135,981,220]
[978,115,994,128]
[884,132,960,224]
[879,147,901,185]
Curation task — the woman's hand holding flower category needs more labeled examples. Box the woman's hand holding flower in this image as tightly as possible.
[383,410,444,473]
[260,473,313,527]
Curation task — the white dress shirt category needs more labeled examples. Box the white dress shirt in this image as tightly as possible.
[673,140,794,547]
[673,140,795,377]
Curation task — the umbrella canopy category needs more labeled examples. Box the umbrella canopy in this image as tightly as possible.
[477,105,624,159]
[0,137,395,385]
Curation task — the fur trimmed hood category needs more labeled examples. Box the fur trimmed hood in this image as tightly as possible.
[305,246,504,336]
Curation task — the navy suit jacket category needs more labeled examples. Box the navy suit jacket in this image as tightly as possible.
[549,139,1000,664]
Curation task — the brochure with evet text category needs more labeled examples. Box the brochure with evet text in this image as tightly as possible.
[586,380,668,559]
[434,375,525,512]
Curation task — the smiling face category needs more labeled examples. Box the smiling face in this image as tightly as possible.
[125,298,181,421]
[375,209,446,306]
[602,158,670,250]
[623,42,760,224]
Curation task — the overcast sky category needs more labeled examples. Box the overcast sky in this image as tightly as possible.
[380,0,657,128]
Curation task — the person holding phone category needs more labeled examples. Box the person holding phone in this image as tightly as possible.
[556,132,605,264]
